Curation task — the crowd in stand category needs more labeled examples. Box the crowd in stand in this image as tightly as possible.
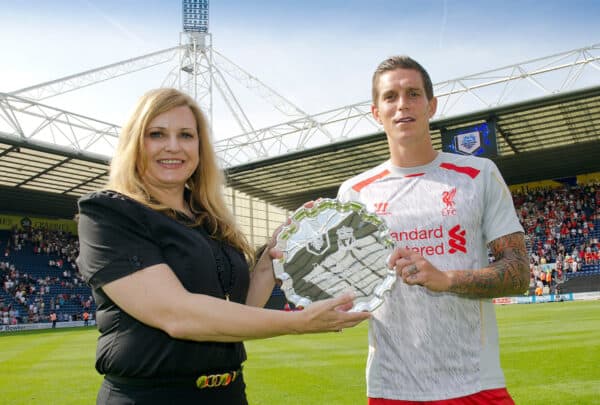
[1,227,92,325]
[2,181,600,325]
[512,181,600,295]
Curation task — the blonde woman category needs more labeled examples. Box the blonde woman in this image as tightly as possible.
[77,88,369,404]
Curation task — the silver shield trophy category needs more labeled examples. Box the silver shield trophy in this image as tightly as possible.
[273,199,396,312]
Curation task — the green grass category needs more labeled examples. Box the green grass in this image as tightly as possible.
[496,300,600,405]
[0,328,101,404]
[0,300,598,404]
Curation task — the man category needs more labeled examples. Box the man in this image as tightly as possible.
[337,56,529,404]
[50,311,57,328]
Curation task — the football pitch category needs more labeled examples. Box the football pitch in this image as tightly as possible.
[0,300,598,404]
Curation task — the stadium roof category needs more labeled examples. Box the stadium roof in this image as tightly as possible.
[226,84,600,210]
[1,84,600,217]
[0,138,108,219]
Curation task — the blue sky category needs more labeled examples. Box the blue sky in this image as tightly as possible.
[1,0,599,141]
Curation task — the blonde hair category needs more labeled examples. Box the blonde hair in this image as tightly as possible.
[107,88,253,261]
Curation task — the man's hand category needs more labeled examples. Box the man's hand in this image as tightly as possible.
[387,232,529,299]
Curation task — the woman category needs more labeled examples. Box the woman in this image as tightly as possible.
[76,88,369,404]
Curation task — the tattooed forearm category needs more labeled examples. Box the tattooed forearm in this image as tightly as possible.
[447,232,529,298]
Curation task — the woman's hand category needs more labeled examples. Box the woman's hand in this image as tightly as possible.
[253,243,282,275]
[294,292,371,333]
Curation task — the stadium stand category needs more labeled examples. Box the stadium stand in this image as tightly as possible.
[512,181,600,295]
[1,228,94,325]
[559,274,600,293]
[1,180,599,324]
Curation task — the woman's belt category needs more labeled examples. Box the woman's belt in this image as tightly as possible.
[105,367,242,390]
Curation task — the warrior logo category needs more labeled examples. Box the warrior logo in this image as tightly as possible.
[374,202,390,216]
[442,188,457,216]
[448,224,467,254]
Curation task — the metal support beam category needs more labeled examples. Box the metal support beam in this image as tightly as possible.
[2,42,599,169]
[10,46,182,101]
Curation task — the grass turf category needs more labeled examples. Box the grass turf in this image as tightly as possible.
[0,300,598,404]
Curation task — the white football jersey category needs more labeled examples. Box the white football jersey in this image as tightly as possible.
[337,152,523,401]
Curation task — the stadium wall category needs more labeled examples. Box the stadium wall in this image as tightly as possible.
[509,171,600,192]
[0,214,77,233]
[0,320,96,333]
[492,291,600,305]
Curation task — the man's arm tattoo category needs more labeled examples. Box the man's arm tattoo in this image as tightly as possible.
[447,232,529,298]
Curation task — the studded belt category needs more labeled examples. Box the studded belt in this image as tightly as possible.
[105,367,242,390]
